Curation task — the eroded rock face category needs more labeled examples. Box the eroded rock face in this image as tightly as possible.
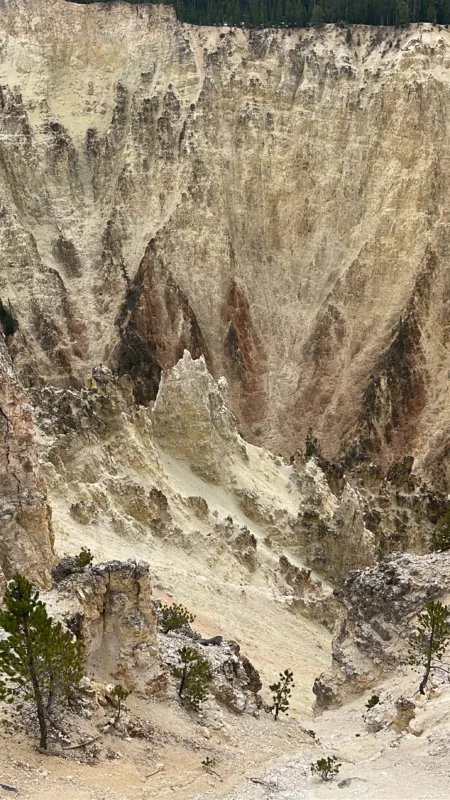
[0,3,450,480]
[60,560,159,691]
[313,552,450,708]
[33,368,174,542]
[0,335,54,585]
[28,347,446,597]
[290,470,375,583]
[285,456,444,583]
[160,628,262,714]
[115,239,211,406]
[276,555,340,630]
[152,351,247,483]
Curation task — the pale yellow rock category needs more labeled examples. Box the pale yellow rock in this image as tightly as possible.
[0,3,449,478]
[0,335,54,585]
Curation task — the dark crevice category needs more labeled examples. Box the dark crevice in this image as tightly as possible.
[114,239,210,405]
[0,298,19,338]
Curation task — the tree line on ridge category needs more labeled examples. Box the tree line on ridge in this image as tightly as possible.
[67,0,450,29]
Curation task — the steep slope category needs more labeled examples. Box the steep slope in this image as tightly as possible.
[33,354,335,713]
[0,3,450,478]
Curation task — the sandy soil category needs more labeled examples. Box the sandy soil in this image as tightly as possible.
[2,667,450,799]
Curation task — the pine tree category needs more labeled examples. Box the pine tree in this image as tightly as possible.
[430,509,450,552]
[65,0,450,25]
[269,669,294,720]
[310,3,325,24]
[174,646,210,711]
[159,603,195,634]
[74,547,93,569]
[311,755,341,781]
[396,0,410,22]
[0,575,83,750]
[305,427,322,460]
[426,0,436,19]
[409,600,450,695]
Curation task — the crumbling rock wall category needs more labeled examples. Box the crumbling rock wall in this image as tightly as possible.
[0,335,54,585]
[30,352,446,596]
[160,628,263,714]
[56,556,264,711]
[313,552,450,708]
[60,560,160,691]
[33,366,173,542]
[275,555,340,630]
[283,456,444,583]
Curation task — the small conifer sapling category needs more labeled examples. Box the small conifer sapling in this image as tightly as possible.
[430,509,450,552]
[160,603,195,634]
[365,694,380,710]
[174,646,210,711]
[409,600,450,695]
[305,428,322,460]
[111,684,130,723]
[269,669,294,720]
[0,575,83,750]
[75,547,94,569]
[310,756,341,781]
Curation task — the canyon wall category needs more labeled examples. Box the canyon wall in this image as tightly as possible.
[0,2,449,480]
[0,333,54,584]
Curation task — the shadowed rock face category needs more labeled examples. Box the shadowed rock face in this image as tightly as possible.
[221,279,268,434]
[1,2,450,480]
[115,239,210,405]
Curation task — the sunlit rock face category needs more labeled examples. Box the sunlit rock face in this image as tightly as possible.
[313,551,450,709]
[152,350,247,483]
[0,1,449,481]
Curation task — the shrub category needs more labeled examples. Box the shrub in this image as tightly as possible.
[174,646,210,711]
[111,684,130,722]
[202,756,222,780]
[75,547,94,569]
[159,602,195,634]
[269,669,294,720]
[305,428,322,460]
[0,575,83,750]
[365,694,380,710]
[430,509,450,552]
[310,755,341,781]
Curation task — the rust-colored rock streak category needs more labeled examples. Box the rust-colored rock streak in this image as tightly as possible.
[115,239,211,405]
[221,279,267,436]
[0,3,450,478]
